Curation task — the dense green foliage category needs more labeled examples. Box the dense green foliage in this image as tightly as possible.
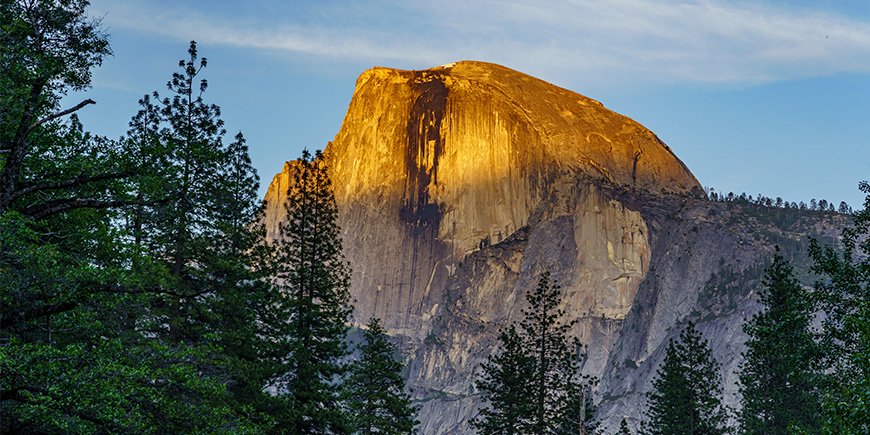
[642,322,730,435]
[269,149,354,433]
[472,324,534,433]
[809,181,870,434]
[737,248,821,434]
[0,1,280,432]
[0,3,422,433]
[343,318,418,434]
[473,272,597,434]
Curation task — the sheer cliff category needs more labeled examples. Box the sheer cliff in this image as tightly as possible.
[262,61,844,433]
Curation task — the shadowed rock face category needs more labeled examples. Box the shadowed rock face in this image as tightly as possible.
[262,61,843,433]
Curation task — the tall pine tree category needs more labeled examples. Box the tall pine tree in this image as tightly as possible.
[148,40,234,345]
[271,149,353,433]
[809,181,869,433]
[343,317,418,434]
[738,247,821,434]
[642,322,730,435]
[472,324,535,434]
[122,41,285,429]
[474,271,596,434]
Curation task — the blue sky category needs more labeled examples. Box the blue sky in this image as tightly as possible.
[69,0,870,207]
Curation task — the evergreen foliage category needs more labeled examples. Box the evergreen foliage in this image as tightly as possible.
[737,247,821,434]
[472,324,535,434]
[122,40,283,430]
[344,317,419,434]
[473,271,597,434]
[270,149,353,433]
[1,2,277,430]
[618,417,632,434]
[809,181,870,434]
[642,322,730,435]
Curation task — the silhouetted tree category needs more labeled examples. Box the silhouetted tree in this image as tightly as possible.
[838,201,851,214]
[474,272,596,434]
[809,181,870,434]
[344,318,418,434]
[738,248,821,434]
[642,322,729,435]
[270,149,353,433]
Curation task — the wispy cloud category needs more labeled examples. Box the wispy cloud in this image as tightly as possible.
[91,0,870,86]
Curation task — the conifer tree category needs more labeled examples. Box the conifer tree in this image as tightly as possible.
[737,248,821,434]
[203,131,285,425]
[271,149,353,433]
[147,40,234,345]
[642,322,729,435]
[121,42,284,428]
[619,417,633,434]
[809,181,869,433]
[472,324,535,434]
[343,317,418,434]
[474,271,596,434]
[522,272,596,434]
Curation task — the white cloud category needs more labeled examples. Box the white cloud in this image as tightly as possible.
[91,0,870,86]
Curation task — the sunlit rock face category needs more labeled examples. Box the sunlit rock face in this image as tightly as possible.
[263,61,843,433]
[265,60,697,332]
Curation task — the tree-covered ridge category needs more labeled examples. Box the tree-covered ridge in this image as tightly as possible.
[635,186,869,435]
[704,186,853,214]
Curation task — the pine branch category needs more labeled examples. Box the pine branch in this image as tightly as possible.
[29,98,96,130]
[11,170,135,201]
[1,301,77,329]
[24,198,146,219]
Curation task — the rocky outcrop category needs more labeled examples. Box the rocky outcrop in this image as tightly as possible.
[262,61,844,433]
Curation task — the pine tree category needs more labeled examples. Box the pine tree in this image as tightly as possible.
[642,322,729,435]
[474,271,596,434]
[523,272,596,434]
[147,40,234,345]
[271,149,353,433]
[121,42,284,429]
[737,247,821,434]
[472,324,535,434]
[343,317,418,434]
[203,132,285,427]
[809,181,869,434]
[619,417,633,434]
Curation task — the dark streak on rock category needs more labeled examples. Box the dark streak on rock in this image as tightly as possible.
[401,75,448,233]
[632,149,643,188]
